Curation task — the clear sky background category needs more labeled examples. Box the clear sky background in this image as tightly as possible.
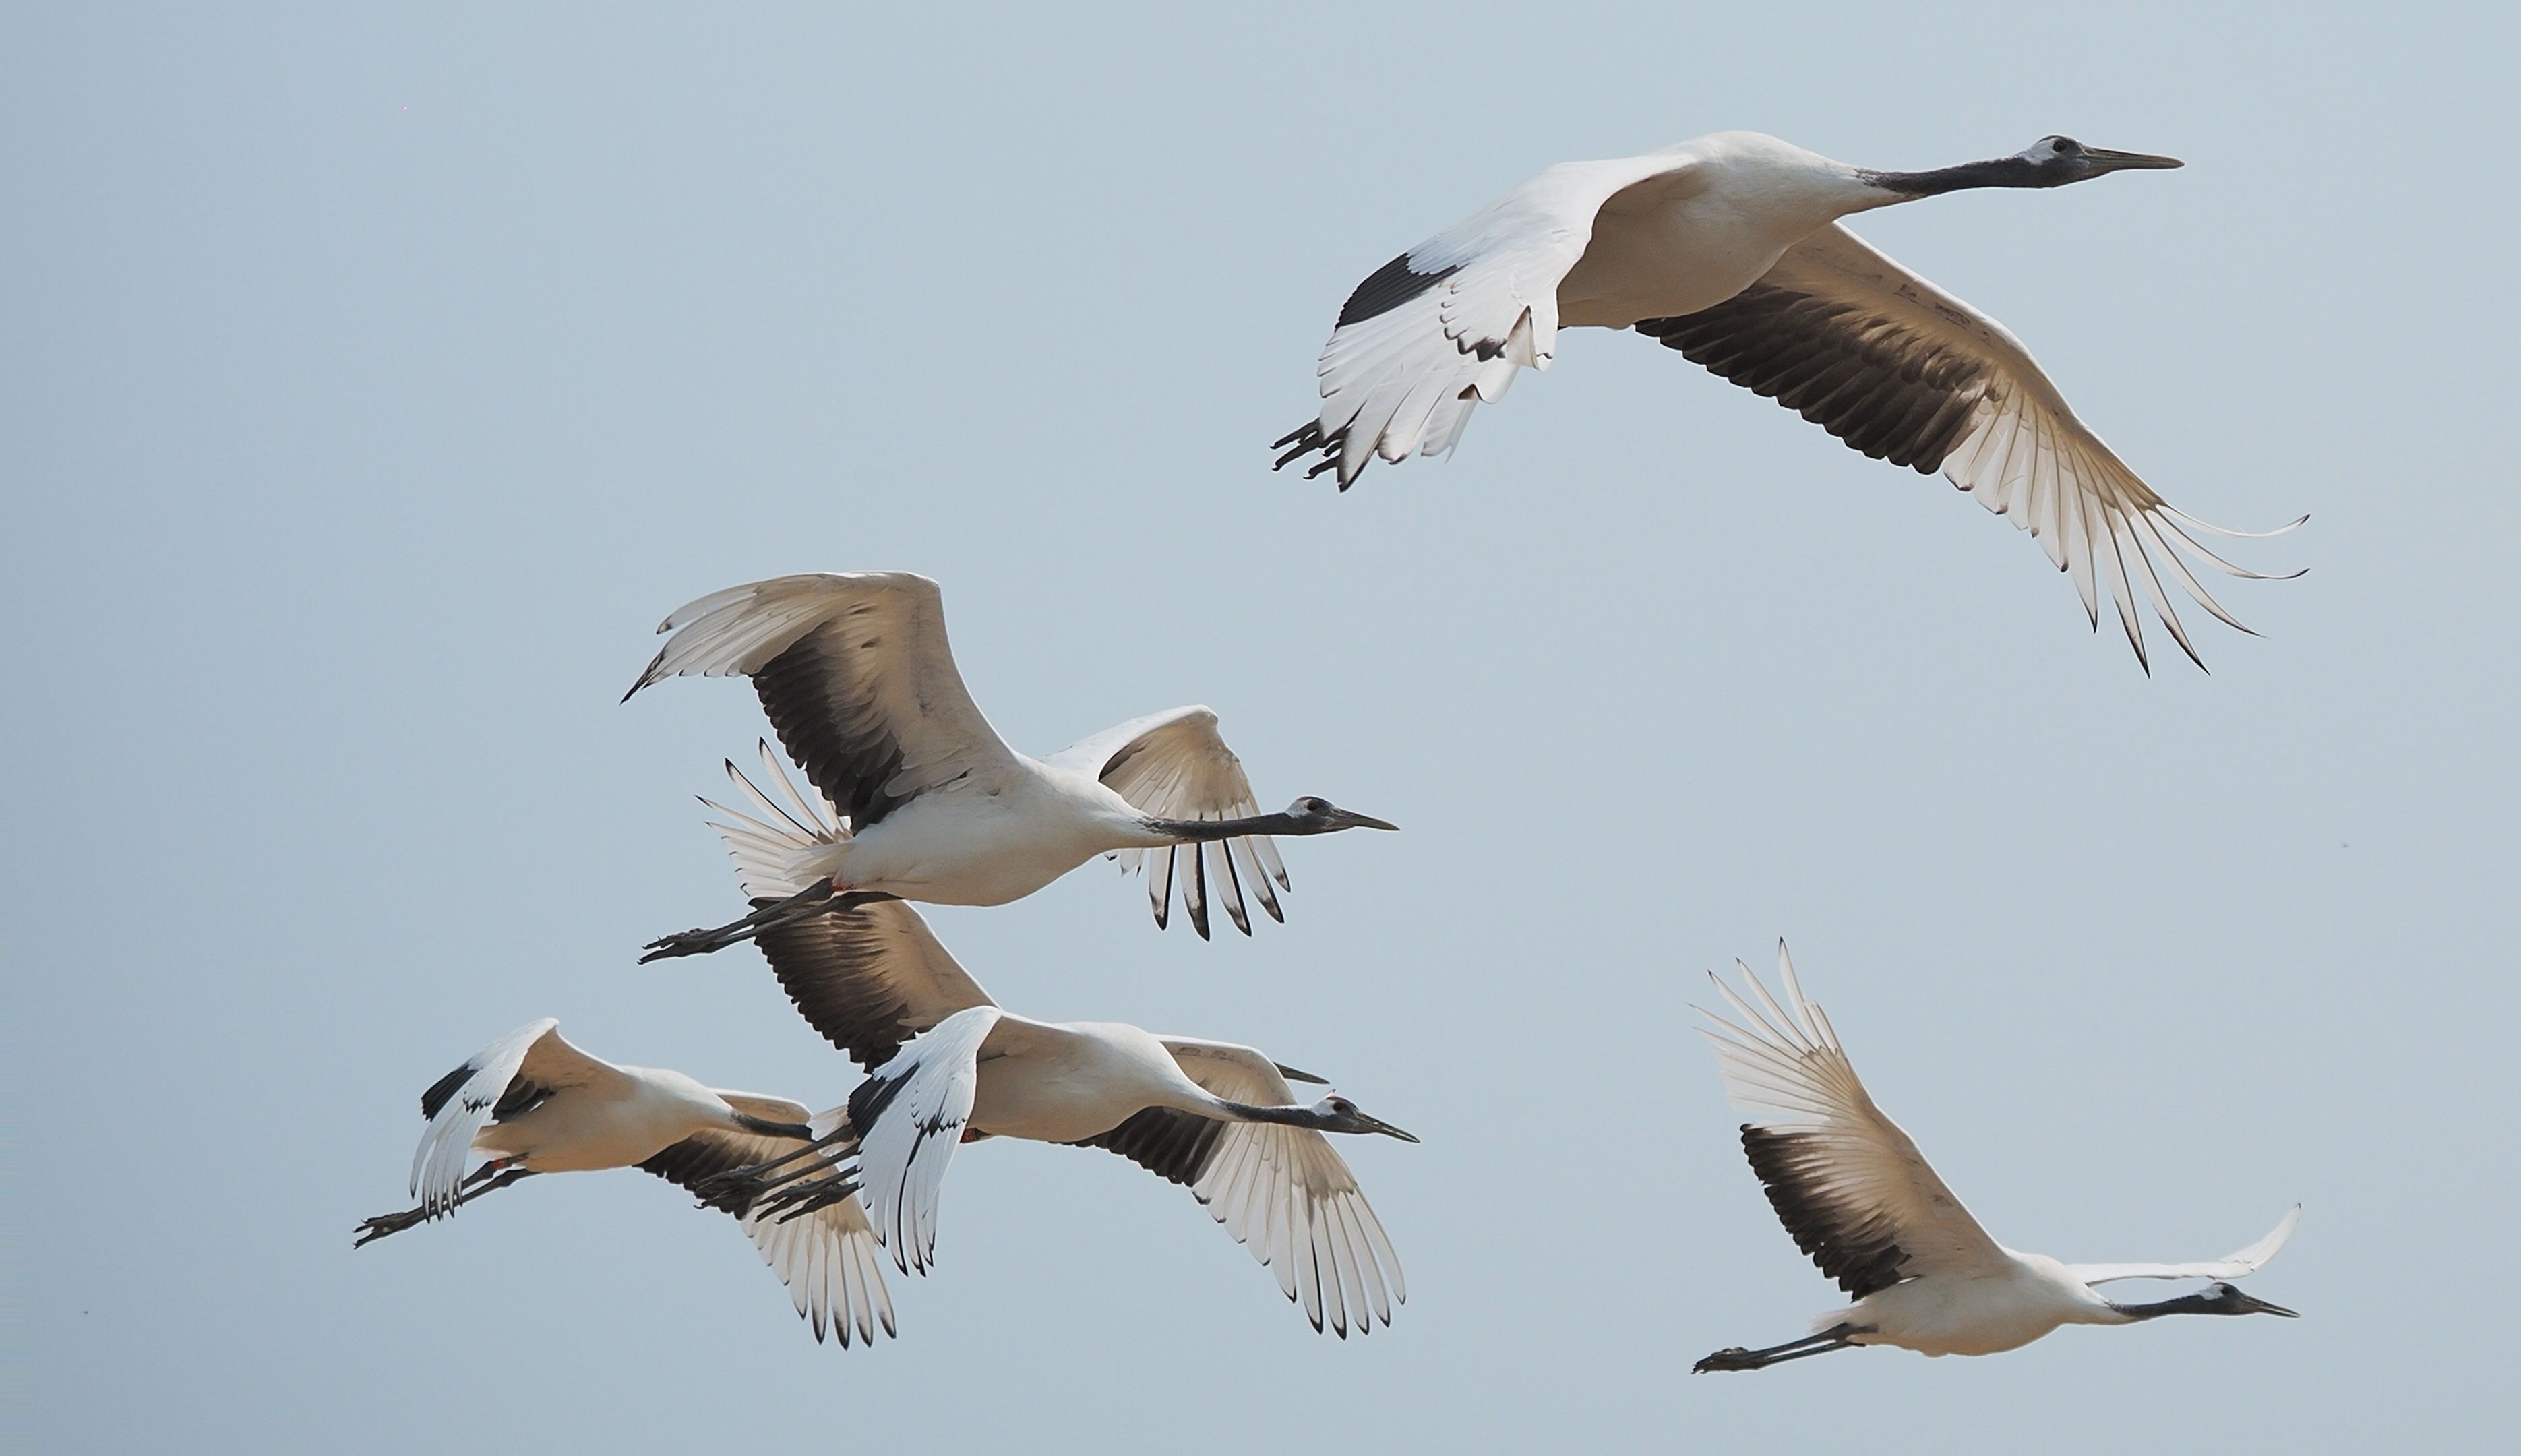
[7,3,2514,1451]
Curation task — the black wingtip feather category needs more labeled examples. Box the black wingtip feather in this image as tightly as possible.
[1337,253,1461,328]
[418,1060,475,1121]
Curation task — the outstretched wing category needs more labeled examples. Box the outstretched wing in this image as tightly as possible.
[1075,1037,1405,1338]
[408,1019,627,1215]
[1047,706,1286,939]
[640,1110,897,1349]
[1276,151,1707,488]
[706,745,996,1069]
[626,573,1020,828]
[2067,1205,2301,1287]
[850,1006,1004,1274]
[1697,944,2009,1298]
[1634,222,2301,671]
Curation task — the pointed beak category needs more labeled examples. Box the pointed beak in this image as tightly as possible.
[2232,1290,2299,1318]
[1331,808,1399,832]
[2084,146,2183,172]
[1359,1113,1420,1143]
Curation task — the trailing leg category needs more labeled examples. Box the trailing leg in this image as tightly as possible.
[1693,1323,1863,1374]
[353,1165,536,1248]
[640,885,897,963]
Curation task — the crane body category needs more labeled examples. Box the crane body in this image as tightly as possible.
[1281,131,2303,669]
[1692,945,2298,1370]
[627,573,1395,958]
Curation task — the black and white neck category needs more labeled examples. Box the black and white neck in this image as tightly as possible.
[1210,1095,1419,1143]
[1139,795,1399,843]
[2105,1282,2297,1323]
[1864,135,2183,200]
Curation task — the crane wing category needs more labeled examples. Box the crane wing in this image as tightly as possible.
[407,1019,632,1215]
[848,1005,1006,1275]
[1073,1037,1404,1337]
[1697,944,2009,1296]
[1275,152,1708,488]
[1634,222,2301,671]
[2067,1205,2301,1287]
[640,1111,897,1349]
[705,746,996,1069]
[1045,706,1286,939]
[626,573,1020,829]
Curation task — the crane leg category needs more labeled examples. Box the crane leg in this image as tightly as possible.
[688,1128,859,1209]
[762,1172,863,1224]
[640,885,897,963]
[1692,1323,1862,1373]
[353,1166,538,1248]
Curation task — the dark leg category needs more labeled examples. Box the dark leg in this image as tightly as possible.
[353,1167,537,1248]
[640,886,897,963]
[760,1169,863,1224]
[688,1128,857,1208]
[1692,1323,1864,1374]
[731,1147,862,1214]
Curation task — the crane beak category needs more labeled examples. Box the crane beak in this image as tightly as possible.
[1357,1112,1420,1143]
[2230,1290,2299,1318]
[2082,146,2183,172]
[1329,808,1400,832]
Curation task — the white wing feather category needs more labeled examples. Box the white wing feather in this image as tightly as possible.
[1157,1037,1406,1337]
[405,1019,633,1215]
[2067,1205,2302,1286]
[1697,944,2010,1283]
[737,1108,899,1347]
[1755,224,2303,670]
[1298,153,1705,485]
[1047,706,1288,937]
[853,1006,1002,1274]
[624,572,1019,795]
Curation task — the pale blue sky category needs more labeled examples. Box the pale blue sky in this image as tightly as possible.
[7,3,2514,1451]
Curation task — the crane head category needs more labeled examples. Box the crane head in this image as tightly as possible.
[2200,1281,2299,1318]
[1311,1095,1419,1142]
[2017,135,2185,183]
[1283,796,1400,833]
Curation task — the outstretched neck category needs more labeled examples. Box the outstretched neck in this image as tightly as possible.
[1858,156,2052,200]
[1213,1098,1325,1130]
[2103,1292,2227,1323]
[1141,811,1304,843]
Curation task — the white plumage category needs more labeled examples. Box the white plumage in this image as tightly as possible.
[626,572,1395,958]
[1279,131,2303,669]
[1692,945,2297,1369]
[357,1019,894,1348]
[705,752,1415,1337]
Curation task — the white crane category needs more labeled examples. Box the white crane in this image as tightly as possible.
[355,1018,894,1348]
[626,572,1397,961]
[1275,131,2303,669]
[1691,945,2298,1370]
[691,749,1415,1337]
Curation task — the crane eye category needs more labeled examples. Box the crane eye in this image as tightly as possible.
[2053,137,2079,154]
